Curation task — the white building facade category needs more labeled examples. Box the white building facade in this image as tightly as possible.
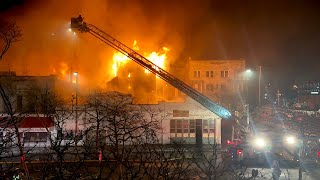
[149,97,222,145]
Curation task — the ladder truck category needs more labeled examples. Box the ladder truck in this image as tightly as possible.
[70,15,232,120]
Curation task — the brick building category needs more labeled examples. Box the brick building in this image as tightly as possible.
[187,58,246,111]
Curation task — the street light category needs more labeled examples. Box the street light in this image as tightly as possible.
[244,69,253,132]
[73,72,78,139]
[244,66,262,106]
[244,69,253,102]
[245,69,252,74]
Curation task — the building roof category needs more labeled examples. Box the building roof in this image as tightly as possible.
[0,116,54,128]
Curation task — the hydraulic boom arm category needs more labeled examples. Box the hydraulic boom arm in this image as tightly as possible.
[70,16,232,119]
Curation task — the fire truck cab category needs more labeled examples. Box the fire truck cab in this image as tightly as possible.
[226,140,244,163]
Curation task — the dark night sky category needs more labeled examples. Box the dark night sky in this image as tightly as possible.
[1,0,320,90]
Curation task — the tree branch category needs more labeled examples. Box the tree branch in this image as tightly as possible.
[0,20,22,60]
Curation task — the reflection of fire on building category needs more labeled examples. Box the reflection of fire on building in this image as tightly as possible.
[187,58,246,110]
[106,45,246,110]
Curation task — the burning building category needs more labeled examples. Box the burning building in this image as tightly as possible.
[106,40,174,104]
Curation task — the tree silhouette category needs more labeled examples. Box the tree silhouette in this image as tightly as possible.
[0,19,22,60]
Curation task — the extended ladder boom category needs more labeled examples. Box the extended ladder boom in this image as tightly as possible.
[71,16,232,119]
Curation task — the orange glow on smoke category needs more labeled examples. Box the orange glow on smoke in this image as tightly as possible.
[111,40,169,77]
[51,62,70,80]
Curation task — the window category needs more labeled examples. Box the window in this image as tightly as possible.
[221,70,229,78]
[206,71,214,78]
[24,132,48,142]
[209,120,215,137]
[203,120,208,135]
[176,120,182,134]
[189,120,195,137]
[183,120,189,134]
[203,120,215,138]
[193,71,200,78]
[170,119,195,138]
[170,120,176,134]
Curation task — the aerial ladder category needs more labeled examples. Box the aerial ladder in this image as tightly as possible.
[70,16,232,120]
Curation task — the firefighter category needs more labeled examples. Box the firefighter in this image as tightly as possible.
[77,15,83,22]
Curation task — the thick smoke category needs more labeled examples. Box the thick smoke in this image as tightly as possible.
[0,0,213,89]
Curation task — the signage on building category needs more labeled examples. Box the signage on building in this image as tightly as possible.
[173,110,189,117]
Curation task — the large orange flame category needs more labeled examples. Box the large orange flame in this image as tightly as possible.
[144,47,170,75]
[112,51,129,77]
[111,40,169,77]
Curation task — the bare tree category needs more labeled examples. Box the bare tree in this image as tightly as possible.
[26,88,92,179]
[190,142,230,180]
[0,19,22,60]
[83,91,194,179]
[0,114,20,178]
[0,84,30,178]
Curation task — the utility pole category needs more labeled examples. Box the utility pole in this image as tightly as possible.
[231,126,234,142]
[258,66,261,106]
[246,104,250,132]
[74,72,78,147]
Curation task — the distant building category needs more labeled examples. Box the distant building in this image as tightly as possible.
[0,72,57,113]
[294,81,320,110]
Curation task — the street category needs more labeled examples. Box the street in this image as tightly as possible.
[247,168,320,180]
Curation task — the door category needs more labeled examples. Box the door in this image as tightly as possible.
[196,119,202,145]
